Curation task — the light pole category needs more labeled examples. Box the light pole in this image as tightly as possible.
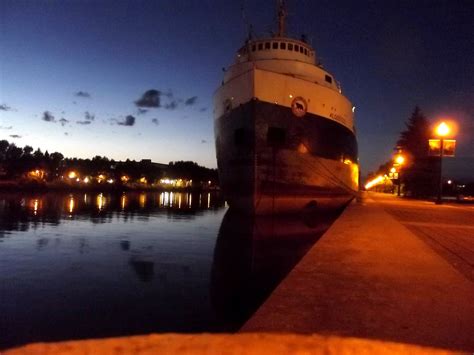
[394,153,405,197]
[435,122,450,204]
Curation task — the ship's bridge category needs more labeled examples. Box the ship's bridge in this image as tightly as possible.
[223,36,342,94]
[235,37,317,65]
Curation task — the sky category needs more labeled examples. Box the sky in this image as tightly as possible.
[1,0,473,178]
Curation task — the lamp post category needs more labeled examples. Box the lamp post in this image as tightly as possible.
[394,153,405,197]
[434,122,450,204]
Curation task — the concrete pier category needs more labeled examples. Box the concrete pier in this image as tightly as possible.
[242,193,474,351]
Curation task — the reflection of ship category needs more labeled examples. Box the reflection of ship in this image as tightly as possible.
[210,208,338,329]
[214,2,359,214]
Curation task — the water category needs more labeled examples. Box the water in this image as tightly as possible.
[0,191,339,349]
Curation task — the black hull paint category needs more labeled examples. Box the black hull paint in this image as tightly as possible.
[214,100,359,214]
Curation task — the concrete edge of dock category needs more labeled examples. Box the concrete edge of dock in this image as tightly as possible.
[4,333,459,355]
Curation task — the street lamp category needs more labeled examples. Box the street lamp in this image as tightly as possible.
[393,153,405,196]
[434,121,451,204]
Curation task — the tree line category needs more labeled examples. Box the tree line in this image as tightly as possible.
[0,140,218,185]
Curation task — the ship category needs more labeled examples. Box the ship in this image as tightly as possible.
[214,1,359,214]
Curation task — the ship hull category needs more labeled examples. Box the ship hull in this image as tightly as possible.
[215,100,359,215]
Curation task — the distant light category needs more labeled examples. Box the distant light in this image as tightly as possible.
[68,197,75,214]
[297,143,308,154]
[390,167,397,173]
[343,158,352,165]
[289,94,293,98]
[107,179,114,184]
[68,171,77,179]
[395,155,405,165]
[83,177,90,183]
[447,180,452,184]
[208,180,212,185]
[352,106,356,113]
[365,175,384,190]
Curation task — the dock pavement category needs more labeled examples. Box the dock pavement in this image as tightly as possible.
[242,192,474,351]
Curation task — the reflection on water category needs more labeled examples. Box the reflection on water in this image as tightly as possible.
[211,209,337,328]
[0,191,224,233]
[0,191,340,349]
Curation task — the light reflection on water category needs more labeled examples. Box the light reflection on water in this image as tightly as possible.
[0,191,340,349]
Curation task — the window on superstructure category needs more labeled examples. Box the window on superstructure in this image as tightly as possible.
[258,43,263,50]
[288,43,293,50]
[299,47,304,53]
[265,42,270,50]
[272,42,278,49]
[294,45,299,52]
[280,42,286,50]
[325,75,333,84]
[252,44,256,52]
[304,48,308,55]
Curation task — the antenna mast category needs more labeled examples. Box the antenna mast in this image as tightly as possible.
[277,0,287,37]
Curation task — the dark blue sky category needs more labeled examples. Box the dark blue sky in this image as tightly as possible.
[1,0,473,177]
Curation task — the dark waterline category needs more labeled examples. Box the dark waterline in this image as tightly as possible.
[0,191,340,349]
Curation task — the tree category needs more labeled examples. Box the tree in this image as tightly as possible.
[397,106,431,159]
[396,106,437,197]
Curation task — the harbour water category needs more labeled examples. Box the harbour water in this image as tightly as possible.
[0,191,339,349]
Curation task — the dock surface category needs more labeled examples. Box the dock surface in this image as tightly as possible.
[242,193,474,351]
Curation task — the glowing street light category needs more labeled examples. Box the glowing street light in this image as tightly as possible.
[435,121,450,137]
[395,155,405,165]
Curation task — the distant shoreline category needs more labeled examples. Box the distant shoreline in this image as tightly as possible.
[0,180,220,193]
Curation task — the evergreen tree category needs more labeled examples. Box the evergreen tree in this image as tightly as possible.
[397,106,431,159]
[396,106,437,197]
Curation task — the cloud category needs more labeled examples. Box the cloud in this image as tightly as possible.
[0,104,13,111]
[59,118,69,126]
[185,96,198,106]
[199,107,207,112]
[42,111,55,122]
[118,115,136,126]
[76,120,91,125]
[135,89,161,108]
[137,108,148,115]
[9,134,22,138]
[75,91,91,98]
[0,125,12,130]
[84,111,95,121]
[151,118,159,125]
[201,139,207,143]
[164,90,174,99]
[164,100,178,110]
